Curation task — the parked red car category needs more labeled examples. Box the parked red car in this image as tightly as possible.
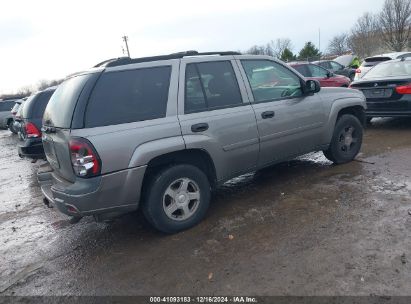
[288,62,351,87]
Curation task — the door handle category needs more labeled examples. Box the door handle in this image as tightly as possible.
[191,123,209,133]
[261,111,275,119]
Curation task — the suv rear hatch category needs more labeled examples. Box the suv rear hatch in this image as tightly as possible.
[42,72,101,183]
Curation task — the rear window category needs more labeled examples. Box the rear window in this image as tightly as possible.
[22,90,55,119]
[363,60,411,79]
[21,95,36,118]
[43,74,90,128]
[84,66,171,128]
[362,57,391,67]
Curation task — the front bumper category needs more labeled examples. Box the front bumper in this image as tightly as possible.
[18,138,45,159]
[37,164,147,218]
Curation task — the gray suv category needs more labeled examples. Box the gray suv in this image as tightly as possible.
[38,51,366,233]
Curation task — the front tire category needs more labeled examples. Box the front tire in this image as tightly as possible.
[142,164,211,234]
[323,114,363,164]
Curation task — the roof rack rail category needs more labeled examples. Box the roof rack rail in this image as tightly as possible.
[94,51,242,68]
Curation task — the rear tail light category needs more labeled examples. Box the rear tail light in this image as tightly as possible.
[395,83,411,94]
[25,122,41,138]
[69,138,101,178]
[355,68,361,74]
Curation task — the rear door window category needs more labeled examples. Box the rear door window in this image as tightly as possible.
[85,66,171,128]
[184,61,243,113]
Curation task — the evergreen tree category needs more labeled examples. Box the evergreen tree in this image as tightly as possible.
[280,48,296,62]
[298,42,321,60]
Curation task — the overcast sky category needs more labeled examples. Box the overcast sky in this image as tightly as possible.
[1,0,386,94]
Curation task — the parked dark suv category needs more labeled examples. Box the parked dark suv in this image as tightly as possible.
[313,60,356,81]
[18,87,56,159]
[38,51,366,233]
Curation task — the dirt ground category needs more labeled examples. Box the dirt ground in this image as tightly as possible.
[0,118,410,296]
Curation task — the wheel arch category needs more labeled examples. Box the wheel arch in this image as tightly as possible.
[337,105,366,126]
[323,99,366,144]
[142,149,218,190]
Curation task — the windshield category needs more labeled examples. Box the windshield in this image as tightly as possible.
[43,74,91,128]
[363,60,411,79]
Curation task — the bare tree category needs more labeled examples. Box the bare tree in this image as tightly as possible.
[348,12,382,58]
[37,79,63,91]
[379,0,411,51]
[15,86,33,97]
[327,33,349,55]
[270,38,293,58]
[245,45,266,55]
[264,43,274,57]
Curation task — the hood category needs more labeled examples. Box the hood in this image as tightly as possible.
[320,87,366,101]
[334,55,355,67]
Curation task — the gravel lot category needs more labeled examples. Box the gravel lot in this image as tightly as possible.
[1,118,411,296]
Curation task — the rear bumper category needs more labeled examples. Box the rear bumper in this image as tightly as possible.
[366,111,411,117]
[18,138,45,159]
[366,99,411,117]
[37,165,147,218]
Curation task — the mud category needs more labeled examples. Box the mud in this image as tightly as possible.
[0,117,410,296]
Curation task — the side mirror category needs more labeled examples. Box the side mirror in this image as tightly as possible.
[326,71,333,78]
[305,80,321,94]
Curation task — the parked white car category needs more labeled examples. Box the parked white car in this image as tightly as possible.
[354,52,411,80]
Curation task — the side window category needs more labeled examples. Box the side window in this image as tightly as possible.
[330,62,343,71]
[307,64,329,78]
[85,66,171,128]
[184,61,243,114]
[318,62,330,69]
[292,65,310,77]
[0,101,13,111]
[241,60,303,103]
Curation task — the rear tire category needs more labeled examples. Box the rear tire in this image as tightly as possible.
[323,114,363,164]
[8,120,16,134]
[142,164,211,234]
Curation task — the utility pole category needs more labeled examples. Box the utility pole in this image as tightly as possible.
[318,28,321,61]
[122,35,130,57]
